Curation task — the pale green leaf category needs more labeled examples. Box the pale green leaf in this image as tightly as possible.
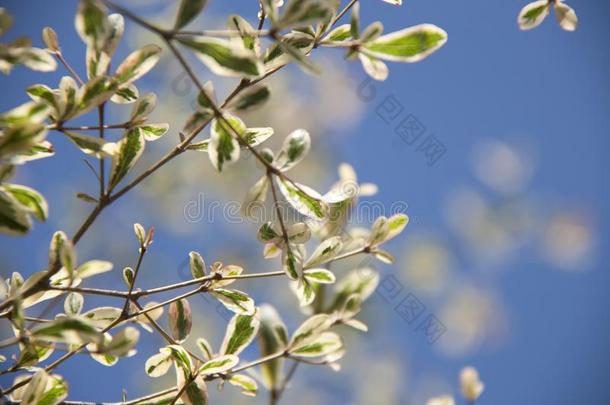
[199,354,238,375]
[362,24,447,62]
[109,127,145,189]
[179,37,263,78]
[220,311,260,356]
[168,298,192,342]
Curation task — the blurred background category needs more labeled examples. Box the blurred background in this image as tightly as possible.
[1,0,609,404]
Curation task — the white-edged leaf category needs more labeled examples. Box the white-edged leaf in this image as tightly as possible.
[258,304,288,390]
[208,115,244,171]
[359,52,388,81]
[277,178,328,220]
[211,288,255,315]
[115,44,162,84]
[139,123,169,141]
[3,184,48,222]
[228,374,258,397]
[31,317,102,345]
[64,292,84,316]
[362,24,447,62]
[199,354,238,375]
[64,131,116,158]
[179,37,263,78]
[242,176,269,219]
[220,311,260,356]
[196,337,214,361]
[276,129,310,171]
[226,84,270,111]
[98,326,139,357]
[518,0,550,30]
[145,350,173,377]
[189,251,206,279]
[304,236,343,267]
[555,2,578,31]
[109,127,145,189]
[303,268,335,284]
[289,313,332,348]
[81,306,122,329]
[288,331,342,358]
[175,0,209,29]
[168,298,192,342]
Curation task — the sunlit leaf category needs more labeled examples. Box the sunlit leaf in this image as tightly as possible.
[518,1,550,31]
[199,354,238,375]
[211,288,255,315]
[362,24,447,63]
[220,311,260,356]
[108,127,145,189]
[179,37,263,78]
[168,298,193,342]
[175,0,209,29]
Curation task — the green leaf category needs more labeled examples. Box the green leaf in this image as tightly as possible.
[175,0,208,29]
[81,306,122,329]
[64,131,116,158]
[115,44,162,84]
[179,37,263,78]
[75,76,118,118]
[361,21,383,43]
[75,0,109,50]
[76,260,113,279]
[226,84,270,111]
[168,298,192,342]
[322,24,352,43]
[362,24,447,62]
[199,354,239,375]
[145,350,173,377]
[178,374,208,405]
[38,373,69,405]
[276,129,310,171]
[97,327,139,357]
[518,1,550,30]
[109,127,145,189]
[0,101,50,126]
[130,93,157,124]
[227,15,259,53]
[220,311,260,356]
[289,313,332,348]
[386,213,409,241]
[210,288,255,315]
[64,292,84,316]
[208,115,244,171]
[3,184,48,222]
[276,39,321,74]
[111,83,139,104]
[277,178,328,220]
[258,305,288,390]
[0,124,47,159]
[257,222,281,243]
[277,0,334,30]
[303,268,335,284]
[264,32,314,72]
[189,251,206,279]
[282,244,303,280]
[293,276,315,306]
[367,216,390,246]
[228,374,258,397]
[139,123,169,141]
[123,267,134,287]
[288,331,342,358]
[20,369,49,405]
[32,317,102,345]
[304,236,343,267]
[166,344,194,379]
[196,337,214,361]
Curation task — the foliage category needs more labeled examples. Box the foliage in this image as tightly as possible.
[0,0,556,403]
